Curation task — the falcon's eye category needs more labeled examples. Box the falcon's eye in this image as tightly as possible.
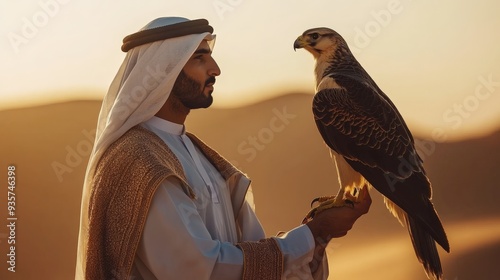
[310,33,320,40]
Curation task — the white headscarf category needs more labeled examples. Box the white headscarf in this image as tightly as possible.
[75,17,215,278]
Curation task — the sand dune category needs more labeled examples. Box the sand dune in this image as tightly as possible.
[0,94,499,279]
[328,217,500,280]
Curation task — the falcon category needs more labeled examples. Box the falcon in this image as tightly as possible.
[294,27,450,280]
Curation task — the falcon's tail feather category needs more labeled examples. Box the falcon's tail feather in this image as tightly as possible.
[407,215,443,280]
[384,196,450,253]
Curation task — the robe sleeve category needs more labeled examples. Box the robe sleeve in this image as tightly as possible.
[133,177,327,280]
[237,197,329,279]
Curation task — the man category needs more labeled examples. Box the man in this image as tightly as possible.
[75,17,371,280]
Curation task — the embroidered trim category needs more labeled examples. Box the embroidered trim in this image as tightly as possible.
[237,238,284,280]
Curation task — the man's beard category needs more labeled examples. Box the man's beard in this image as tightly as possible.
[171,71,214,109]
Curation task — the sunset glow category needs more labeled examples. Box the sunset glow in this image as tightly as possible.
[2,1,500,140]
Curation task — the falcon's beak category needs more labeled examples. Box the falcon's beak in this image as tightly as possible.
[294,36,307,51]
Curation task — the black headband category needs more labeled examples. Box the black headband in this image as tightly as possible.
[121,19,213,52]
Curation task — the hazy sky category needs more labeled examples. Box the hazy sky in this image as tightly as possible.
[1,0,499,140]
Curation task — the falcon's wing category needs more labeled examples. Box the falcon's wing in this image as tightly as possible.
[313,74,426,188]
[313,74,449,252]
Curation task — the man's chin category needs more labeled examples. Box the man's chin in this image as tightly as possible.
[202,96,214,108]
[202,91,214,107]
[185,96,213,109]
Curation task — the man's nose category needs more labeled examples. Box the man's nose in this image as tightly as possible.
[209,58,221,77]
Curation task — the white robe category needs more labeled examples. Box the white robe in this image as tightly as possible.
[132,116,327,279]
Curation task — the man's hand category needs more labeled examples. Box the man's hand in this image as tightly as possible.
[306,187,371,245]
[305,187,371,273]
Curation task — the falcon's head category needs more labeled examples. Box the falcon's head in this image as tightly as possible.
[294,27,349,59]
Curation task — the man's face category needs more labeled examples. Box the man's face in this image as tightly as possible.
[171,40,221,109]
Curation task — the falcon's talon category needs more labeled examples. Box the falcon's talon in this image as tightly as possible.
[345,199,355,208]
[302,195,352,224]
[352,187,359,197]
[310,195,336,208]
[344,189,359,205]
[310,198,320,208]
